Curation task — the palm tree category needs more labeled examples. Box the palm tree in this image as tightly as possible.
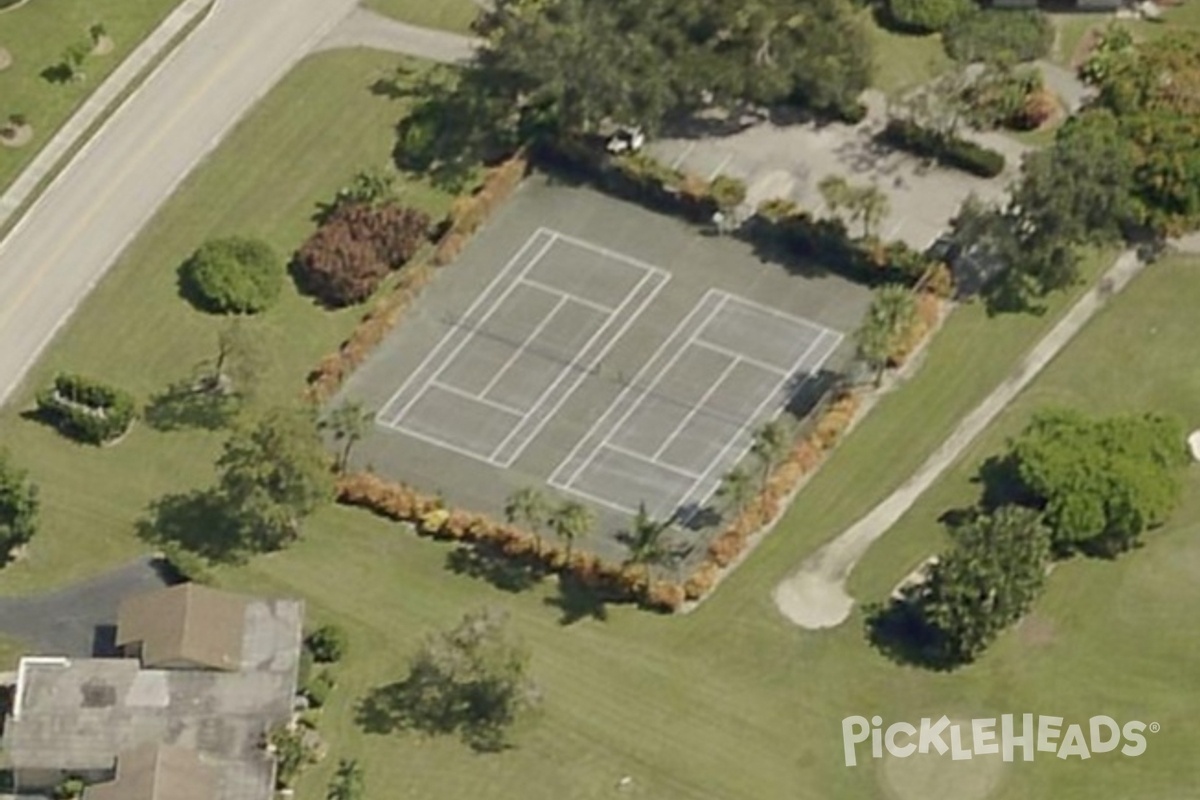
[548,500,593,561]
[715,465,756,518]
[504,486,549,555]
[750,419,791,489]
[320,400,374,472]
[624,502,671,588]
[855,284,917,386]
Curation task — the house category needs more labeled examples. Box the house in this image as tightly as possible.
[2,584,303,800]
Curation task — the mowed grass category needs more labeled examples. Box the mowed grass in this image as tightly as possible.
[0,0,181,193]
[862,10,952,97]
[0,38,1196,800]
[364,0,479,34]
[0,48,454,594]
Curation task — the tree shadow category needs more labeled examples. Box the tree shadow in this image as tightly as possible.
[542,573,609,625]
[444,544,546,593]
[355,679,512,752]
[144,381,239,432]
[863,600,960,672]
[355,681,410,735]
[40,64,73,84]
[135,489,244,563]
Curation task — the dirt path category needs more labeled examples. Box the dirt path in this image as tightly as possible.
[773,248,1148,629]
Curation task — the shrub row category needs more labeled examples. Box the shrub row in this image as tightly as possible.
[879,119,1006,178]
[35,373,136,445]
[304,153,529,404]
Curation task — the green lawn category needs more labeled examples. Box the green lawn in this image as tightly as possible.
[0,631,27,669]
[1052,3,1200,67]
[0,35,1196,800]
[0,0,183,193]
[863,12,952,97]
[364,0,479,34]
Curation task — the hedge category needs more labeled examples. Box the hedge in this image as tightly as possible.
[180,237,283,314]
[879,119,1006,178]
[943,9,1054,65]
[36,373,136,445]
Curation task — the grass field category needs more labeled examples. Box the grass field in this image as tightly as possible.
[0,34,1196,800]
[0,0,181,193]
[862,11,952,97]
[364,0,479,34]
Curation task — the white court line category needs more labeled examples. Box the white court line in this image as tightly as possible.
[691,339,790,378]
[383,419,510,465]
[383,232,559,427]
[492,264,670,467]
[684,328,845,518]
[429,380,524,417]
[374,227,552,425]
[723,293,835,341]
[548,228,674,276]
[669,141,696,170]
[603,442,704,480]
[550,289,727,490]
[478,294,568,399]
[519,277,615,314]
[706,152,735,182]
[651,356,741,460]
[550,480,642,518]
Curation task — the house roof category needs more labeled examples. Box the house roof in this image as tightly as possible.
[86,744,217,800]
[117,584,249,671]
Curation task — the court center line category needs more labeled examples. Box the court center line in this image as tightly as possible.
[651,355,742,461]
[374,227,551,425]
[477,293,569,400]
[681,328,839,518]
[692,338,790,377]
[384,232,559,427]
[558,290,728,490]
[492,264,670,467]
[603,443,705,480]
[547,288,725,489]
[518,277,615,314]
[430,380,525,417]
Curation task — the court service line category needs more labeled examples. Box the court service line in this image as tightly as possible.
[603,442,705,480]
[384,419,506,465]
[431,380,524,417]
[374,227,552,425]
[725,293,836,341]
[549,228,675,277]
[691,339,790,377]
[492,264,670,467]
[651,356,741,461]
[551,480,642,518]
[684,328,844,518]
[519,277,615,314]
[553,289,727,490]
[383,231,559,426]
[478,294,568,399]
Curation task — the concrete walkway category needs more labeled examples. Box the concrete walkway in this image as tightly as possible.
[317,7,481,62]
[1036,59,1095,114]
[773,248,1149,629]
[0,0,213,229]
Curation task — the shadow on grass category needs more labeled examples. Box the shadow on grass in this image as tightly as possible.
[864,600,959,672]
[445,544,547,593]
[144,381,239,432]
[543,573,609,625]
[135,489,243,563]
[355,680,512,753]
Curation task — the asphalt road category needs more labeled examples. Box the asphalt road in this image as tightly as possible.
[0,0,361,407]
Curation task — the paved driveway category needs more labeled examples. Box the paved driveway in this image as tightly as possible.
[649,92,1031,250]
[0,557,172,657]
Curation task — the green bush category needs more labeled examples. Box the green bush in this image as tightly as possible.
[36,373,137,445]
[180,236,283,314]
[303,669,336,709]
[305,623,348,663]
[709,175,748,210]
[157,541,213,585]
[886,0,974,33]
[943,9,1054,64]
[879,119,1006,178]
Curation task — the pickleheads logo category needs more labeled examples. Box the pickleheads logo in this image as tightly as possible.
[842,715,1159,766]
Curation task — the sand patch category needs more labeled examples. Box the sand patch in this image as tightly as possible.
[1188,430,1200,461]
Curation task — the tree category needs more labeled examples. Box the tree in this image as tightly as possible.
[904,506,1052,665]
[326,759,365,800]
[942,9,1053,65]
[1003,409,1189,556]
[306,624,348,664]
[623,502,671,586]
[886,0,973,34]
[267,725,319,789]
[853,285,917,385]
[750,419,791,488]
[379,608,539,751]
[57,41,90,82]
[547,499,593,560]
[180,236,283,314]
[715,465,756,518]
[320,400,373,473]
[819,176,891,238]
[204,317,267,398]
[89,22,107,45]
[504,486,549,554]
[216,407,334,554]
[0,451,38,561]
